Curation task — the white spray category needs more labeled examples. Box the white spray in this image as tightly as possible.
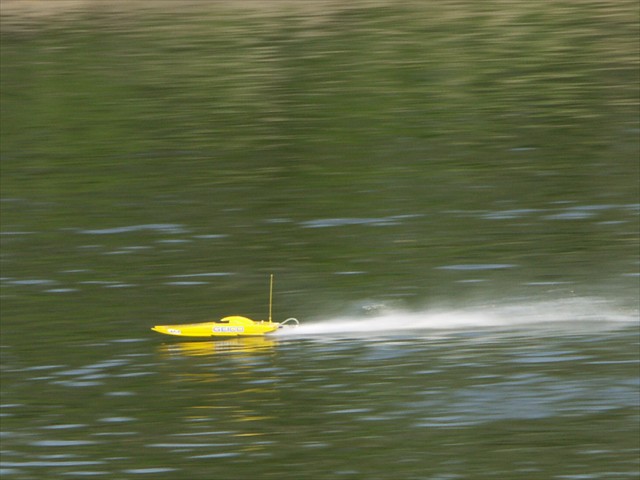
[277,297,638,338]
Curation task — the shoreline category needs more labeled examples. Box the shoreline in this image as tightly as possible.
[0,0,357,19]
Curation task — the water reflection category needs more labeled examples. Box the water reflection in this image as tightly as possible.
[158,337,277,358]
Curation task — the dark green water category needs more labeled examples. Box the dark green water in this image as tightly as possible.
[1,2,639,479]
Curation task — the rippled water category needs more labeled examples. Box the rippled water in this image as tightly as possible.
[1,1,639,479]
[2,306,638,479]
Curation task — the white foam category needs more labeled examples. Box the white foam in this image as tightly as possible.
[277,297,638,338]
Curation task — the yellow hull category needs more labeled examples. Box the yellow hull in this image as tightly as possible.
[151,316,281,338]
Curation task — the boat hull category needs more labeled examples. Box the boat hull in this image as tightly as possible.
[151,316,280,338]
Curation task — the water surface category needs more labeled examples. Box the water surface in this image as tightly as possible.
[1,2,638,479]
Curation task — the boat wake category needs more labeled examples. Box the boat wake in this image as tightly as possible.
[276,297,638,338]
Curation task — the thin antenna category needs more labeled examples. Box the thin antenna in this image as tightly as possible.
[268,274,274,323]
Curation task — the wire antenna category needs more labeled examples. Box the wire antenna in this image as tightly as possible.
[268,274,274,323]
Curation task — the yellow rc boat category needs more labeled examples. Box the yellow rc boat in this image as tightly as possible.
[151,275,299,338]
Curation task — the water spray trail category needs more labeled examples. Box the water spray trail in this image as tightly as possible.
[277,297,638,338]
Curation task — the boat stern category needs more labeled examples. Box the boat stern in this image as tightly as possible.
[219,316,280,336]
